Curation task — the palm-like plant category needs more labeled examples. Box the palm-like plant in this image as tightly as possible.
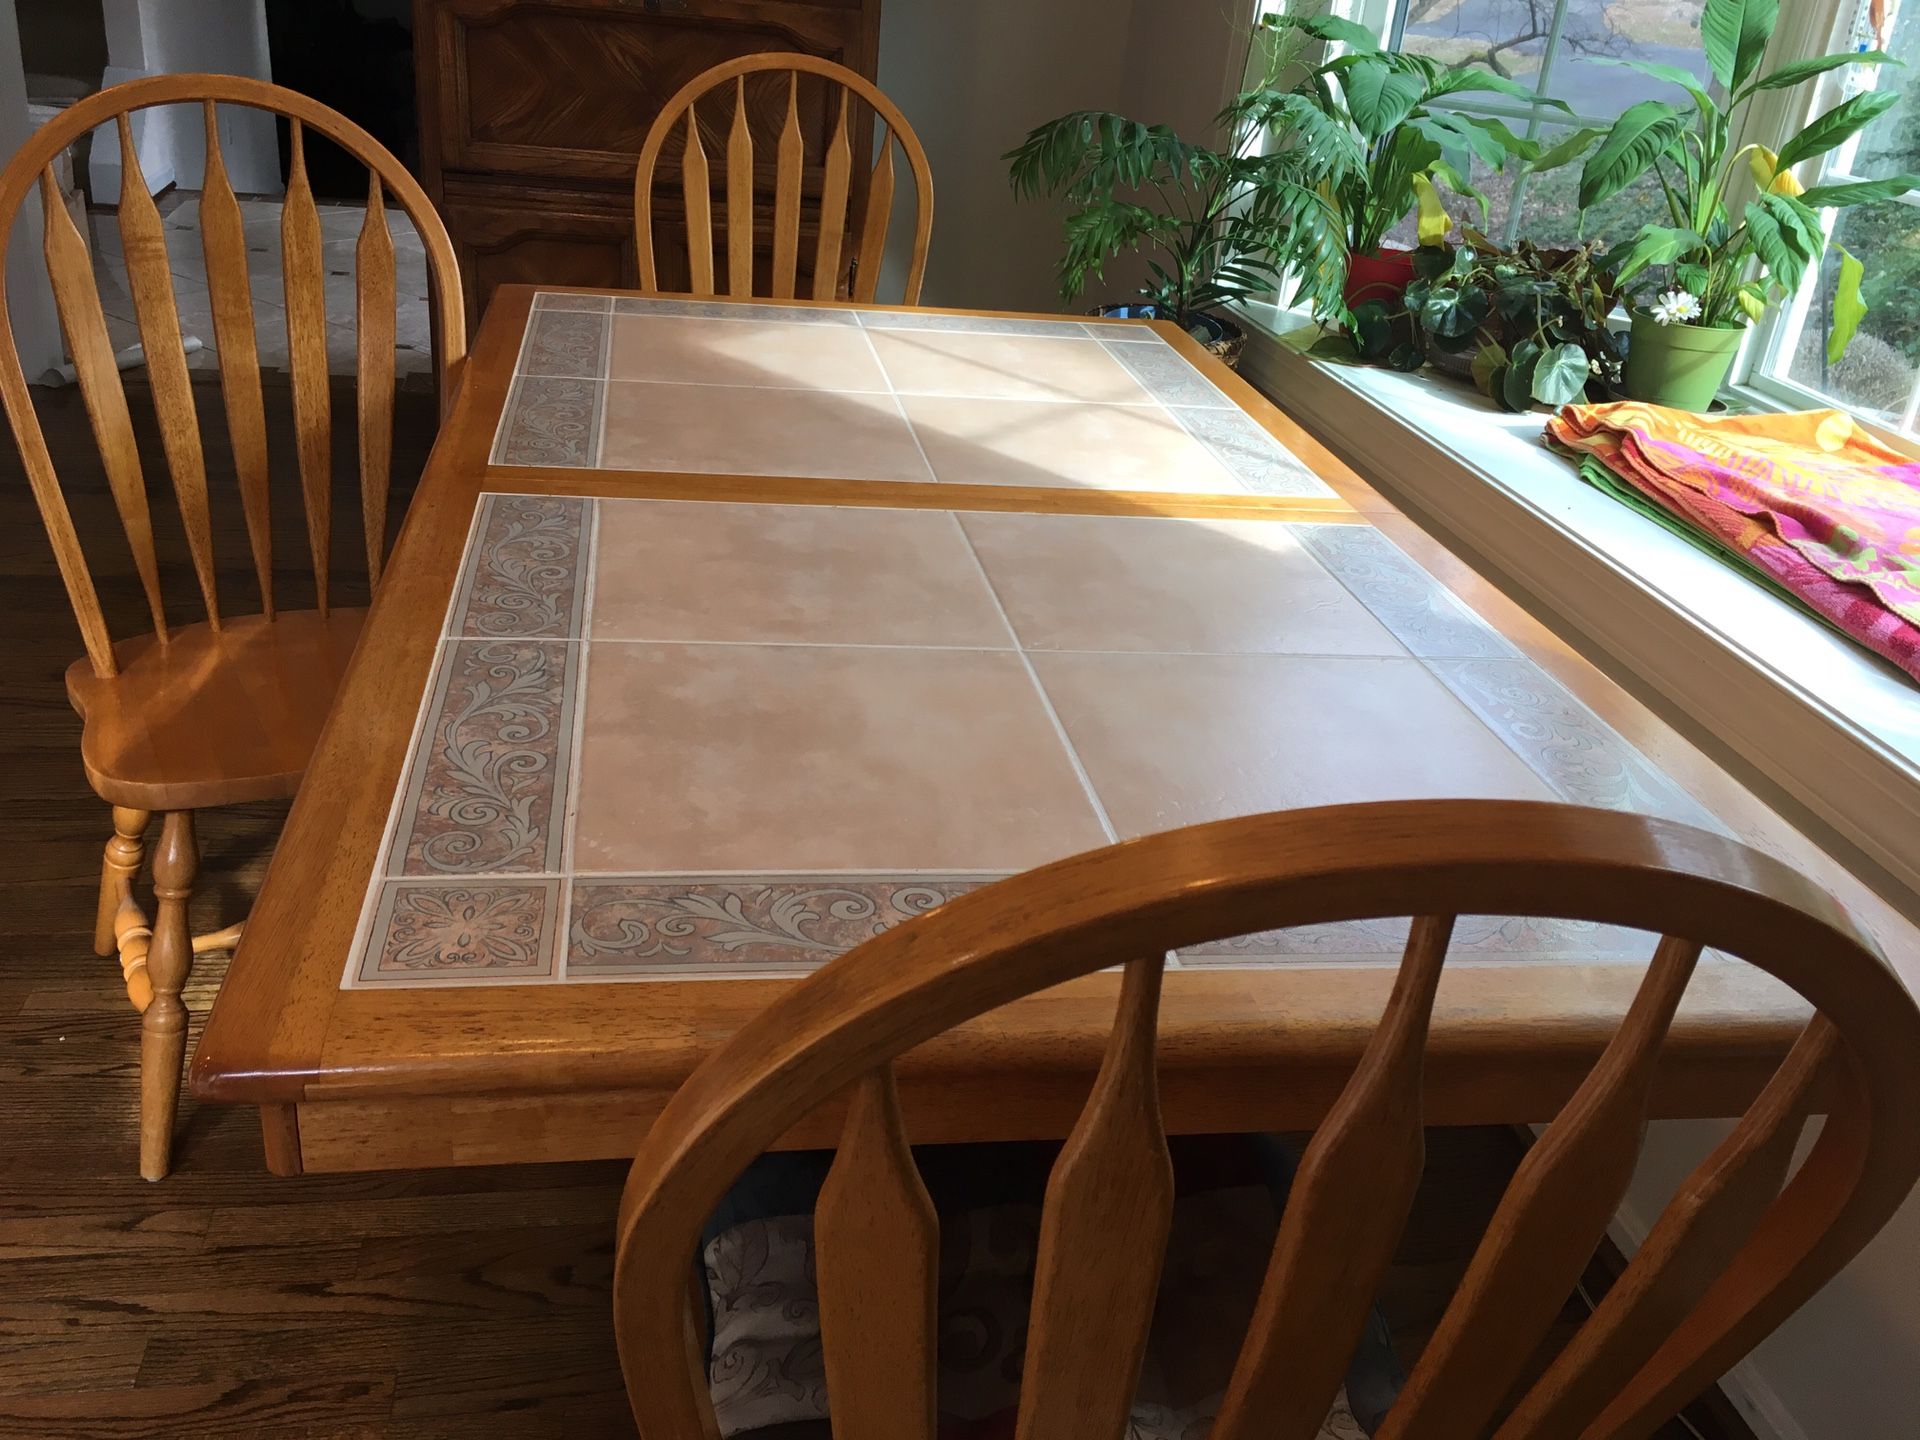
[1004,106,1351,326]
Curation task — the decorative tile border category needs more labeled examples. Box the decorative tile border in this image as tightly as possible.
[492,375,603,467]
[1172,406,1335,497]
[566,875,998,978]
[1102,340,1233,408]
[1292,525,1519,659]
[533,292,611,313]
[388,638,583,876]
[353,878,562,985]
[1426,657,1727,830]
[612,296,860,326]
[520,307,609,379]
[448,494,592,639]
[1084,322,1166,344]
[1179,912,1654,966]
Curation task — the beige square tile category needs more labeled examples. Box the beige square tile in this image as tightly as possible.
[598,382,933,480]
[902,396,1240,493]
[960,513,1405,655]
[590,500,1013,646]
[571,644,1109,871]
[607,313,890,391]
[868,330,1152,403]
[1030,652,1554,838]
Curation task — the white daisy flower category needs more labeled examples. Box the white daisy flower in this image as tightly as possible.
[1650,289,1702,325]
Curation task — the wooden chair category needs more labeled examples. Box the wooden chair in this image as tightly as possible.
[633,52,934,305]
[614,800,1920,1440]
[0,75,467,1181]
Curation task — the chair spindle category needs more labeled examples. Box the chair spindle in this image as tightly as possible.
[1014,955,1175,1440]
[813,89,852,301]
[40,167,167,644]
[771,73,803,299]
[199,100,274,616]
[816,1065,938,1440]
[851,138,894,304]
[725,76,754,298]
[682,107,714,295]
[355,173,396,585]
[1378,934,1704,1440]
[1213,914,1457,1440]
[281,119,332,615]
[114,114,218,627]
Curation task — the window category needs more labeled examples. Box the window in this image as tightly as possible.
[1386,0,1717,246]
[1747,1,1920,438]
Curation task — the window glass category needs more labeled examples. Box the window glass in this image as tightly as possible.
[1777,201,1920,427]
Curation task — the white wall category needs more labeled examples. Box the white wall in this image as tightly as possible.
[94,0,279,202]
[1,0,65,378]
[1620,1122,1920,1438]
[875,0,1257,313]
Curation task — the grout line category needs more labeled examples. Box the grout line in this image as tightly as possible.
[439,632,1432,662]
[952,523,1121,845]
[852,317,943,484]
[554,499,602,982]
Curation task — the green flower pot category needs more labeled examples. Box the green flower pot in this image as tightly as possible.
[1622,311,1745,412]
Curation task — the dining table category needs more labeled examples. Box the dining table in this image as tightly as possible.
[189,284,1915,1176]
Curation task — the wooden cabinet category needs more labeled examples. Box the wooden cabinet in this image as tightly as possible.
[415,0,883,327]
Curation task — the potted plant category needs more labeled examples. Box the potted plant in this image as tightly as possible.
[1004,34,1349,366]
[1562,0,1916,411]
[1253,12,1577,315]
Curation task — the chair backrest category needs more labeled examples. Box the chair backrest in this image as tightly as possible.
[613,800,1920,1440]
[0,75,468,680]
[632,52,934,306]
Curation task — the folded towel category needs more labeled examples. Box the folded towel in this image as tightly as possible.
[1546,402,1920,683]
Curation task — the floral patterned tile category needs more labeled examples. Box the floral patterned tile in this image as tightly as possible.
[1172,407,1336,497]
[492,375,603,467]
[353,878,562,985]
[611,296,859,326]
[1178,912,1656,967]
[566,874,998,977]
[388,638,582,876]
[1290,525,1519,660]
[519,307,609,379]
[1425,656,1727,831]
[448,494,592,640]
[1102,341,1234,408]
[534,292,612,313]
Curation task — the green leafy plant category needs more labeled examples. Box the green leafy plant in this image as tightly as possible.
[1003,108,1349,324]
[1561,0,1917,357]
[1253,12,1579,261]
[1348,236,1625,409]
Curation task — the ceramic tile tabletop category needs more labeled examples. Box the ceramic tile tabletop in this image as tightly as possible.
[344,492,1726,989]
[489,293,1334,498]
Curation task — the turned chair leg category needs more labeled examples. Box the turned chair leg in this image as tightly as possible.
[139,811,198,1182]
[93,806,150,957]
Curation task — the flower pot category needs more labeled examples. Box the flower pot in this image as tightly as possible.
[1094,303,1247,369]
[1343,247,1416,312]
[1621,311,1745,412]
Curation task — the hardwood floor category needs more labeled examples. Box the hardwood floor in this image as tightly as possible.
[0,376,1745,1437]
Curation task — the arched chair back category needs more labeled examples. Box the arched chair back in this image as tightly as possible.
[632,52,934,305]
[0,73,467,680]
[614,800,1920,1440]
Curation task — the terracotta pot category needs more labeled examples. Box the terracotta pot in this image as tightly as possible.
[1343,247,1417,312]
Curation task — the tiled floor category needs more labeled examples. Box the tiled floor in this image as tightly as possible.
[490,293,1336,498]
[84,192,434,381]
[343,492,1727,989]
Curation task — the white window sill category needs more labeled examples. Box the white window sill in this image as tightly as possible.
[1234,301,1920,905]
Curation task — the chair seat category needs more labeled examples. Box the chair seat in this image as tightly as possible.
[65,608,366,811]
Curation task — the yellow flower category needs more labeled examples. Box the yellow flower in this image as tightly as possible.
[1771,168,1805,197]
[1747,146,1805,196]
